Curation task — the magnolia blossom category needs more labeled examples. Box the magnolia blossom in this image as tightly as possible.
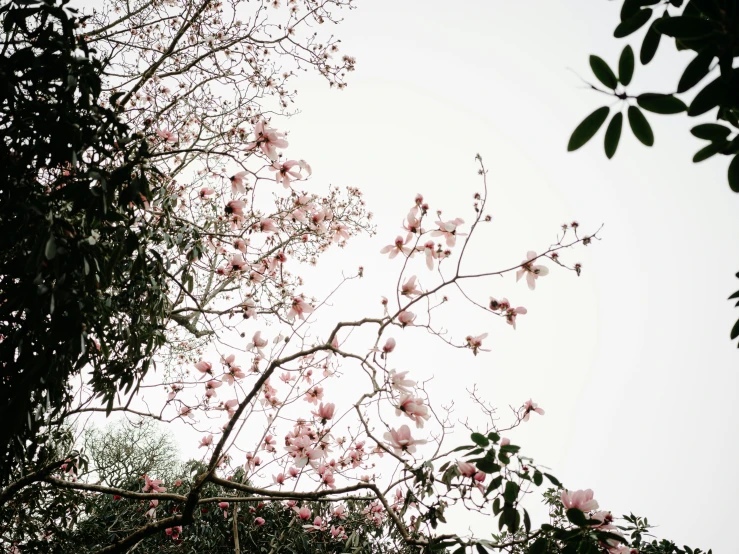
[431,217,466,247]
[298,506,311,520]
[199,434,214,448]
[465,333,489,356]
[395,394,431,428]
[561,489,599,512]
[401,275,422,297]
[506,306,527,329]
[219,501,229,518]
[389,370,415,393]
[230,170,249,195]
[420,240,438,271]
[457,460,477,478]
[380,235,413,259]
[397,310,416,327]
[312,402,335,422]
[287,296,314,322]
[145,499,158,518]
[221,364,245,385]
[383,424,427,455]
[142,474,166,493]
[254,517,266,526]
[194,360,213,379]
[522,398,545,422]
[155,128,177,143]
[383,337,396,354]
[247,331,268,357]
[270,160,301,188]
[205,379,222,398]
[516,251,549,290]
[199,187,215,199]
[244,119,289,160]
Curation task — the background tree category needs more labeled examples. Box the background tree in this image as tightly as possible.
[0,0,172,478]
[566,0,739,346]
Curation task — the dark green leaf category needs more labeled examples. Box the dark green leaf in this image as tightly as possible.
[524,508,532,534]
[530,538,549,554]
[503,481,519,503]
[543,473,561,486]
[452,547,466,554]
[637,93,687,114]
[691,123,731,141]
[476,458,500,474]
[486,431,500,442]
[614,8,652,38]
[628,106,654,146]
[566,508,590,526]
[621,0,659,21]
[475,545,488,554]
[678,52,713,93]
[470,432,489,447]
[692,141,726,163]
[689,76,724,116]
[729,155,739,193]
[45,235,57,260]
[604,112,623,159]
[486,475,504,496]
[533,470,544,486]
[568,107,610,151]
[640,16,663,64]
[618,46,634,85]
[654,16,716,38]
[590,55,618,89]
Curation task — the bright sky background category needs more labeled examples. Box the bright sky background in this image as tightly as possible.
[75,0,737,551]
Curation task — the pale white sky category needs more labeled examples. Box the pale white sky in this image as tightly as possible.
[76,0,737,551]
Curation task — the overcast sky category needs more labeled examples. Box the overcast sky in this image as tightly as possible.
[76,0,736,550]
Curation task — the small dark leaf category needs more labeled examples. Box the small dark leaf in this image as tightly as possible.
[486,475,504,496]
[692,141,726,163]
[470,432,489,447]
[524,508,532,534]
[628,106,654,146]
[530,538,549,554]
[45,236,57,260]
[689,76,724,116]
[691,123,731,141]
[678,52,713,93]
[476,458,500,474]
[640,15,663,64]
[618,46,634,85]
[503,481,519,504]
[621,0,659,21]
[637,93,687,114]
[614,8,652,38]
[590,55,618,89]
[654,16,716,38]
[475,545,488,554]
[729,155,739,193]
[566,508,590,527]
[544,473,561,486]
[568,107,610,151]
[604,112,623,159]
[533,470,544,486]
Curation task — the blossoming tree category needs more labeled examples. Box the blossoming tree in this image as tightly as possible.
[0,1,712,554]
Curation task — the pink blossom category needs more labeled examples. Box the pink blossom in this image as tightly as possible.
[395,394,431,428]
[500,437,510,446]
[244,120,288,161]
[225,199,245,216]
[333,505,347,519]
[180,406,194,419]
[298,506,311,520]
[287,296,314,322]
[194,360,213,379]
[303,386,324,405]
[312,402,335,422]
[383,337,396,354]
[389,370,415,393]
[401,275,422,297]
[254,517,266,526]
[199,434,214,448]
[403,210,422,239]
[397,310,416,327]
[270,160,301,188]
[230,171,249,195]
[560,489,599,512]
[233,238,247,253]
[142,474,167,493]
[383,424,427,455]
[457,460,477,478]
[219,501,229,518]
[145,499,158,518]
[259,218,278,233]
[223,398,239,418]
[228,253,247,272]
[431,218,466,247]
[155,128,177,143]
[465,333,489,356]
[380,235,413,259]
[205,379,222,398]
[522,399,545,422]
[506,306,527,330]
[199,187,215,199]
[165,526,182,539]
[516,251,549,290]
[222,364,245,385]
[273,473,286,485]
[420,240,438,271]
[247,331,269,357]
